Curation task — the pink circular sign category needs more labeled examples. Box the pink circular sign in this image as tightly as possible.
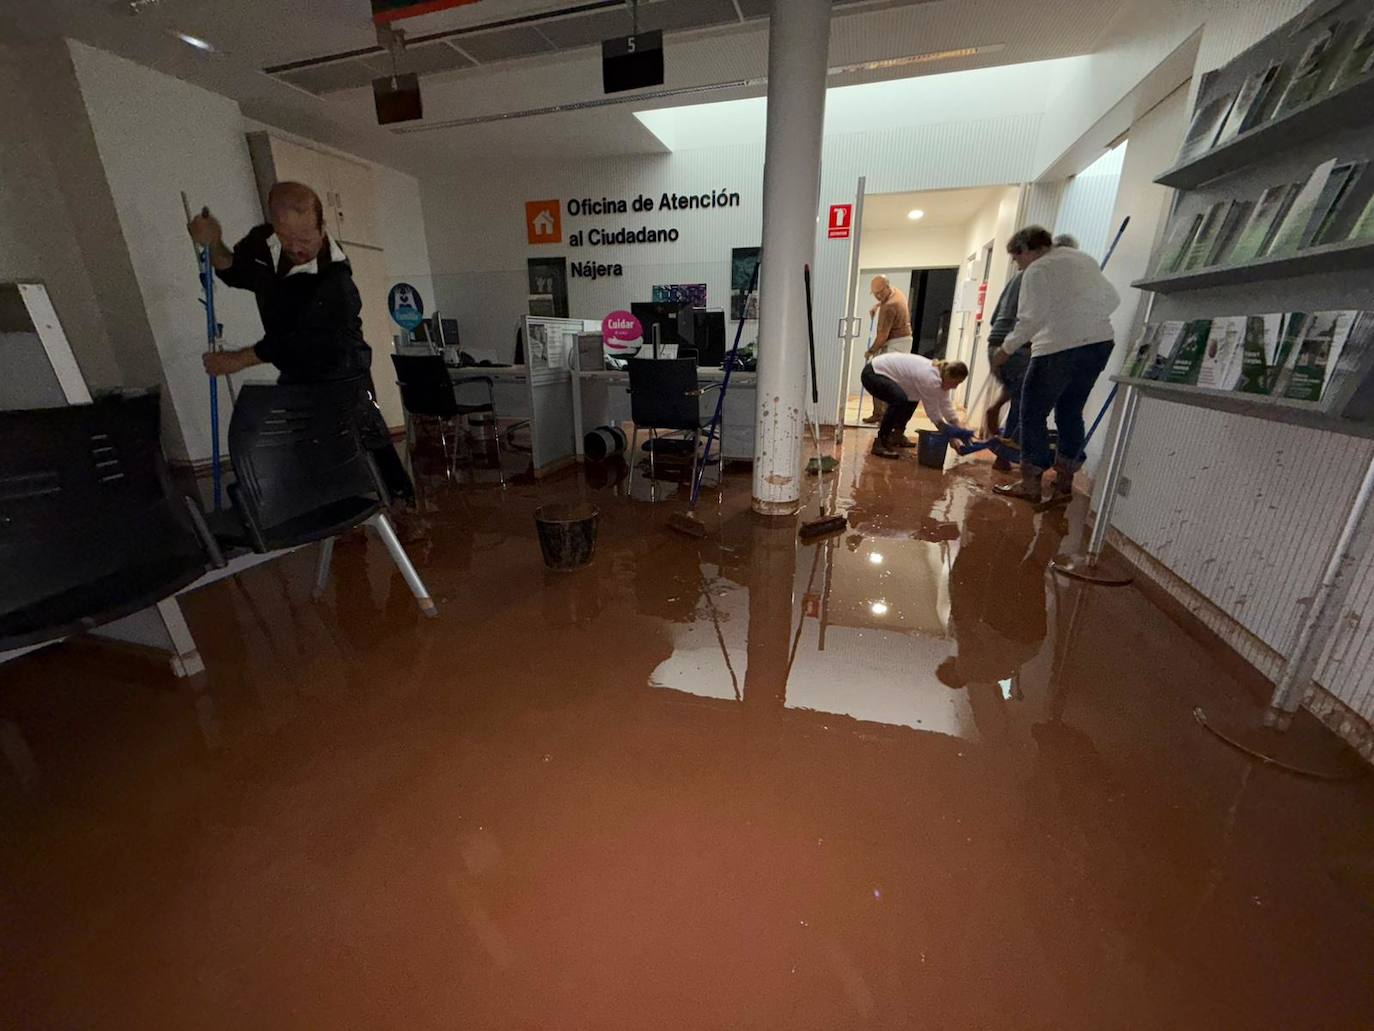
[602,310,643,352]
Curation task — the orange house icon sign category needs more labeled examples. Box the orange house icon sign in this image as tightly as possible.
[525,200,561,244]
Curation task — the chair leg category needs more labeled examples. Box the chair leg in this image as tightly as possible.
[691,428,701,495]
[367,512,438,617]
[649,428,657,502]
[312,536,335,600]
[628,425,639,493]
[488,383,506,488]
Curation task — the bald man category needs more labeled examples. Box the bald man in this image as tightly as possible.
[189,182,417,516]
[862,275,913,425]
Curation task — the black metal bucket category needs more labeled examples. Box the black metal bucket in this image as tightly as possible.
[534,502,599,571]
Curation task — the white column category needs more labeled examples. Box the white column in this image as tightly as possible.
[751,0,830,515]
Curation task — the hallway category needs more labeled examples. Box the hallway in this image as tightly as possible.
[3,438,1372,1029]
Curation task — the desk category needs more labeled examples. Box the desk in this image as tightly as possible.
[572,367,758,462]
[446,363,577,477]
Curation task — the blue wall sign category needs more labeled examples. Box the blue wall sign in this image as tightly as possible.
[388,283,425,330]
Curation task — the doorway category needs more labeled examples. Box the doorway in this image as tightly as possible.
[843,265,958,426]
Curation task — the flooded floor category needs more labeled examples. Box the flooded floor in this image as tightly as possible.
[3,434,1374,1029]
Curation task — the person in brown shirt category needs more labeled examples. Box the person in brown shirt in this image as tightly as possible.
[862,275,914,425]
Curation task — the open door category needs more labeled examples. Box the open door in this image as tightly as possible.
[833,176,866,441]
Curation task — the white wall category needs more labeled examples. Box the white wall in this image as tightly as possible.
[1081,84,1190,476]
[0,42,123,394]
[854,226,967,271]
[948,186,1022,415]
[424,60,1066,425]
[68,40,277,463]
[68,42,434,461]
[1101,0,1374,751]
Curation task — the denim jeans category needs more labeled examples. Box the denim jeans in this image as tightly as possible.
[861,364,918,441]
[988,344,1030,442]
[1019,340,1113,471]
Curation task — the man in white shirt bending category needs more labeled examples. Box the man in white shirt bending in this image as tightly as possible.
[861,352,972,459]
[990,225,1120,504]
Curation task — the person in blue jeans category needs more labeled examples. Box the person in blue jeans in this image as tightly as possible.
[984,270,1028,470]
[990,226,1119,504]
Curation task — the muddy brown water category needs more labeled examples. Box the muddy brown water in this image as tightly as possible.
[2,443,1373,1029]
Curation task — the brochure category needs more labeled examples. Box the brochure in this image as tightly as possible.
[1154,212,1205,274]
[1145,322,1187,380]
[1273,23,1341,116]
[1283,310,1358,402]
[1227,183,1300,263]
[1207,200,1255,265]
[1196,316,1248,390]
[1269,312,1311,396]
[1267,158,1338,256]
[1181,201,1230,269]
[1237,313,1285,395]
[1329,13,1374,91]
[1177,91,1237,163]
[1165,319,1214,385]
[1300,161,1363,248]
[1215,63,1284,145]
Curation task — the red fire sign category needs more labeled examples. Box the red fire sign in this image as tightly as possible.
[828,204,853,239]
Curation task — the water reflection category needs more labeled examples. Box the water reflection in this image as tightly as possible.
[642,446,1067,742]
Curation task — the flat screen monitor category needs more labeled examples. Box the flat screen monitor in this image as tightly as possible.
[682,310,725,367]
[438,318,460,348]
[630,301,689,355]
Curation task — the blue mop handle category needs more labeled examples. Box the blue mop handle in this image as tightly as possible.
[690,257,760,507]
[201,240,222,511]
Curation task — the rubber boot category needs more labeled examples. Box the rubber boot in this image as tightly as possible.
[871,432,900,459]
[1051,459,1076,501]
[994,464,1044,503]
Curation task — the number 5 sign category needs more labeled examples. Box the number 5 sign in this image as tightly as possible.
[828,204,853,239]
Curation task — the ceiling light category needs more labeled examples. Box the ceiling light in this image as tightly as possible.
[907,209,925,221]
[870,601,889,617]
[170,30,216,52]
[868,553,884,565]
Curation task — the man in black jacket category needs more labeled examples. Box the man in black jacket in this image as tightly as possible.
[190,181,416,508]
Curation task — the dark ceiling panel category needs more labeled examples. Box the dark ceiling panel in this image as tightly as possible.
[459,24,560,62]
[636,0,740,33]
[280,57,378,95]
[369,41,476,76]
[536,7,636,48]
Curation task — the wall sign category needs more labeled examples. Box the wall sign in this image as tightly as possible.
[828,204,853,239]
[602,310,643,352]
[387,283,425,330]
[525,199,562,245]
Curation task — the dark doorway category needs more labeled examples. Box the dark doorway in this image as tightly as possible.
[909,267,958,359]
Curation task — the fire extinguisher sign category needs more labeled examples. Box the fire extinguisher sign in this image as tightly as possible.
[828,204,853,239]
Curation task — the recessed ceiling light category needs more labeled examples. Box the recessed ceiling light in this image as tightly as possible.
[868,553,884,565]
[907,209,925,221]
[170,30,216,52]
[870,601,889,616]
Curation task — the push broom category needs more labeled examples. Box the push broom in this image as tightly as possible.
[799,263,848,543]
[666,257,760,538]
[182,192,235,511]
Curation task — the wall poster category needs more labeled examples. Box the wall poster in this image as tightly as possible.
[527,257,569,318]
[730,247,760,320]
[652,283,708,306]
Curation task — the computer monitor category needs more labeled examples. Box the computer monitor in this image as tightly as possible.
[682,309,725,367]
[438,318,460,348]
[630,301,689,356]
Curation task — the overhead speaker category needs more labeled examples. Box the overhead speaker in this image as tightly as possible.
[602,30,664,94]
[373,73,423,125]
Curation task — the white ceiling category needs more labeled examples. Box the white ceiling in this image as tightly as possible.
[861,186,1008,230]
[0,0,1127,173]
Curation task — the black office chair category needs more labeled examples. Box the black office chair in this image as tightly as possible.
[221,378,437,617]
[625,358,722,496]
[391,354,505,486]
[0,392,221,653]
